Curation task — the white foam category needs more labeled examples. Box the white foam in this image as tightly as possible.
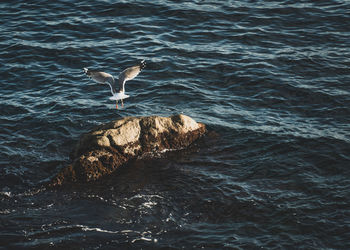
[79,225,119,234]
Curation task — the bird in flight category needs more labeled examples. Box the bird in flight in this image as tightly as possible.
[83,60,146,109]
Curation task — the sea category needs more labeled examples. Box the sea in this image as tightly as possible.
[0,1,349,249]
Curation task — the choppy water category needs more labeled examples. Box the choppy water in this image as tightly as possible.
[1,0,350,249]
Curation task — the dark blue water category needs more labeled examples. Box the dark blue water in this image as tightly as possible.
[1,0,349,249]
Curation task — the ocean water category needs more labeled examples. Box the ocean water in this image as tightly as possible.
[1,0,349,249]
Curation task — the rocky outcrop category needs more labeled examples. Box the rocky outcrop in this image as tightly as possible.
[49,114,206,187]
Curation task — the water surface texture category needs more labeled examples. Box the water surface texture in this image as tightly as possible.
[1,0,350,249]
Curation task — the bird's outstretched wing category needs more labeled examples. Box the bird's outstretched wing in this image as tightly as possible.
[83,68,116,95]
[118,60,146,93]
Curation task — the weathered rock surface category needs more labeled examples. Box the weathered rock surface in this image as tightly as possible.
[49,114,206,187]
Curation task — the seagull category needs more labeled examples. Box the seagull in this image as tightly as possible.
[83,60,146,109]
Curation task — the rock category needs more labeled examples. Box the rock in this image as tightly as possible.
[49,114,206,187]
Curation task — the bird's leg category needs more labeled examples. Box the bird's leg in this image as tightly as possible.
[121,98,124,108]
[116,100,118,109]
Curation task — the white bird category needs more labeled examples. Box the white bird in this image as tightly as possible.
[83,60,146,109]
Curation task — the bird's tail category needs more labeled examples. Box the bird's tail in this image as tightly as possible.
[139,60,146,70]
[83,67,90,76]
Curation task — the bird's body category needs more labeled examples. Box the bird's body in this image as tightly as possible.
[83,60,146,109]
